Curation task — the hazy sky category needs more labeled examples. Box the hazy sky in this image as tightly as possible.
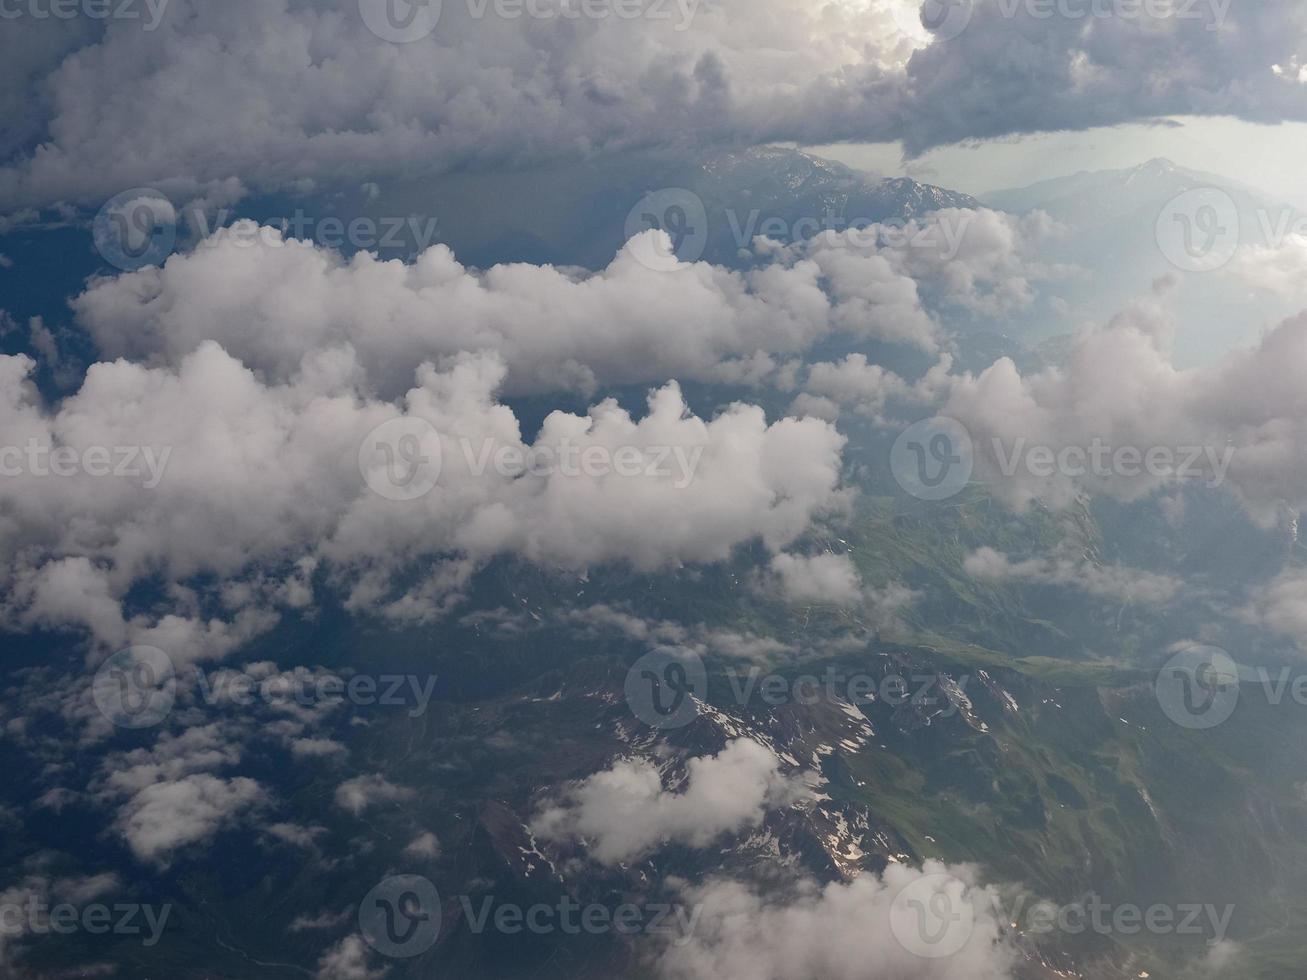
[809,117,1307,204]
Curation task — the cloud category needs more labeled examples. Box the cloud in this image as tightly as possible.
[531,739,805,864]
[766,210,1064,320]
[292,737,347,758]
[291,907,353,932]
[112,773,266,866]
[268,823,329,850]
[316,935,388,980]
[404,831,441,858]
[0,0,907,210]
[97,724,244,797]
[0,339,846,650]
[2,1,1304,210]
[0,872,129,968]
[963,547,1181,604]
[655,860,1016,980]
[561,603,801,663]
[1242,569,1307,648]
[895,0,1307,156]
[1229,235,1307,300]
[799,353,952,422]
[79,724,267,865]
[70,222,966,399]
[941,291,1307,522]
[766,553,864,607]
[334,774,416,816]
[1188,940,1242,978]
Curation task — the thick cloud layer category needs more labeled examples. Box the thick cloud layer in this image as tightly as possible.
[72,224,930,394]
[0,341,846,653]
[2,0,1304,211]
[942,291,1307,521]
[897,0,1307,155]
[70,214,1052,395]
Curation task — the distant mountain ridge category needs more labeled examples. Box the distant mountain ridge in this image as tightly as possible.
[688,146,978,263]
[360,145,978,270]
[977,156,1301,366]
[983,156,1282,227]
[698,145,977,220]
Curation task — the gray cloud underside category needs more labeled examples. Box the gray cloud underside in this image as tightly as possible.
[1,0,1305,210]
